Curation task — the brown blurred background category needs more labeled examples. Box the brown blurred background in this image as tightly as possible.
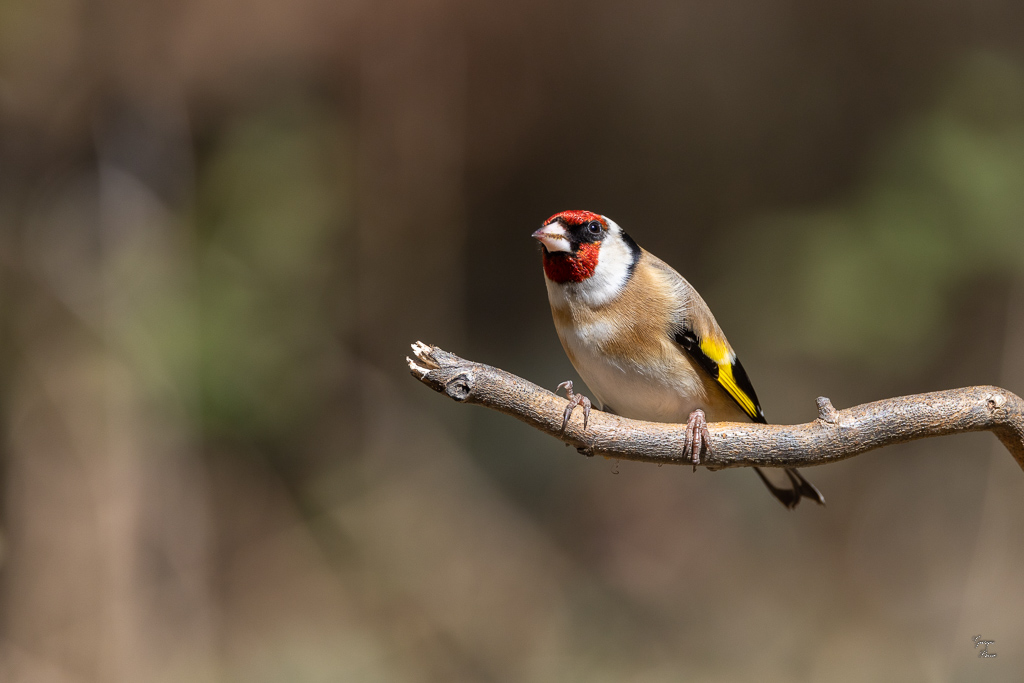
[1,0,1024,681]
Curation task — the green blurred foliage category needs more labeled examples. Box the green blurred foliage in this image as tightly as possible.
[734,54,1024,369]
[195,104,352,439]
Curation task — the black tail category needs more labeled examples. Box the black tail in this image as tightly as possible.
[754,467,826,509]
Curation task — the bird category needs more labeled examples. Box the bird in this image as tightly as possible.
[533,209,824,509]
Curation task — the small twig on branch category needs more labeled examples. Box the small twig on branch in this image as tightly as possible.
[406,342,1024,472]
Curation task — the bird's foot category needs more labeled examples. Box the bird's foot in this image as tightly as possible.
[556,380,592,433]
[684,409,711,472]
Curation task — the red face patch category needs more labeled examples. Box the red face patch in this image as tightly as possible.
[544,210,604,227]
[542,242,601,283]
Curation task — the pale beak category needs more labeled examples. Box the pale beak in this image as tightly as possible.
[532,223,572,253]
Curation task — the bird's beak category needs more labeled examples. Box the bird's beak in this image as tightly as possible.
[532,223,572,253]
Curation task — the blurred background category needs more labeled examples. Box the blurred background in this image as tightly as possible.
[1,0,1023,681]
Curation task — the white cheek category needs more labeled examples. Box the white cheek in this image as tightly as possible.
[573,234,632,307]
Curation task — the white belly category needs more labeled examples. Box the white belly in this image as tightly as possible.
[558,324,737,423]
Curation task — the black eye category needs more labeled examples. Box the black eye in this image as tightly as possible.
[587,221,603,234]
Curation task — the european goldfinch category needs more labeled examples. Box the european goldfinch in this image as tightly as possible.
[533,210,825,509]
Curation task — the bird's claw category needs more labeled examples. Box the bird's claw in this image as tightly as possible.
[683,409,711,472]
[556,380,592,432]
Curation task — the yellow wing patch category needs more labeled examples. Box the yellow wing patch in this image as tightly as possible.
[716,363,759,420]
[698,337,730,364]
[700,338,759,420]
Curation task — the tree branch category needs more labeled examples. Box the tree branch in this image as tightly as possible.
[406,342,1024,472]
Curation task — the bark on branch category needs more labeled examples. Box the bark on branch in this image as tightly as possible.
[406,342,1024,472]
